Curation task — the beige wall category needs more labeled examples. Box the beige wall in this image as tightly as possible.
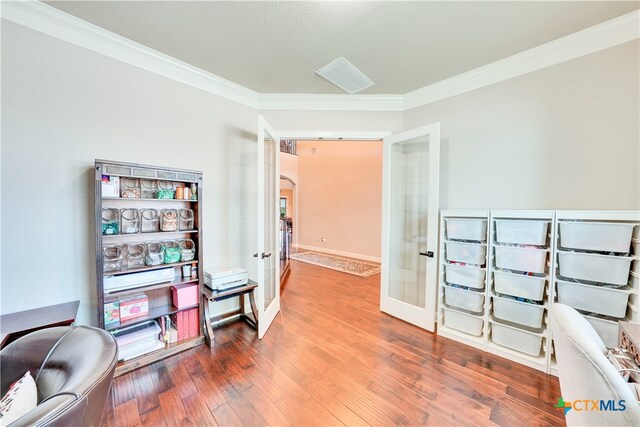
[296,140,382,261]
[1,21,259,323]
[404,39,640,211]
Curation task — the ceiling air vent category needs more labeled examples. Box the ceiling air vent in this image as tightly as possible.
[316,57,374,94]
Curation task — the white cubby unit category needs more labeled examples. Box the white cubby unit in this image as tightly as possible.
[550,211,640,375]
[487,211,555,373]
[437,211,490,350]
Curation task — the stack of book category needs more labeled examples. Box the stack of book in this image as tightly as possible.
[158,308,199,343]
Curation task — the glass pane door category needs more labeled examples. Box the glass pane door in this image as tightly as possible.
[381,124,440,331]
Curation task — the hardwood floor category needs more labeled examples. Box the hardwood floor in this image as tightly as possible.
[104,260,565,426]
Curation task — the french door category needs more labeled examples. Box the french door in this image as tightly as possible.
[380,123,440,331]
[257,115,281,338]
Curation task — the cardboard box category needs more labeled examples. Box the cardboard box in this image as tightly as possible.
[119,294,149,321]
[172,283,198,308]
[104,300,120,325]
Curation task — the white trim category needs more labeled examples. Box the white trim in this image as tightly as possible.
[294,244,380,264]
[1,0,260,109]
[259,93,404,111]
[278,131,390,141]
[2,2,638,112]
[404,10,640,110]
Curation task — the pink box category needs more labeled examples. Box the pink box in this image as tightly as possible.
[172,283,198,308]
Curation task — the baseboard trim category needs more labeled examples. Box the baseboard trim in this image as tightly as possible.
[294,244,380,263]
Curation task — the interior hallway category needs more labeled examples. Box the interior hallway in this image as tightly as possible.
[102,261,564,426]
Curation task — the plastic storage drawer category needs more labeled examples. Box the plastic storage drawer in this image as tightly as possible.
[445,264,486,290]
[442,307,484,336]
[492,295,544,328]
[445,242,486,265]
[557,251,632,285]
[583,314,619,348]
[495,246,547,273]
[495,220,549,245]
[443,285,484,313]
[493,270,546,301]
[491,321,543,357]
[445,218,487,242]
[559,222,634,253]
[556,280,633,318]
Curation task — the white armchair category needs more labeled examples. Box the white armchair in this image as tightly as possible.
[551,303,639,426]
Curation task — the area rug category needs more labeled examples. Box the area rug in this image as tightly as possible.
[290,252,381,277]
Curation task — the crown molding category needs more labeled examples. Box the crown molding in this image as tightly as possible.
[1,0,261,109]
[2,2,638,112]
[259,93,404,111]
[404,9,640,110]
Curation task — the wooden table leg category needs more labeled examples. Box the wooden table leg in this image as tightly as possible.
[202,294,214,348]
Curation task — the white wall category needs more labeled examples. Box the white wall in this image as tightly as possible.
[1,21,259,324]
[404,39,640,211]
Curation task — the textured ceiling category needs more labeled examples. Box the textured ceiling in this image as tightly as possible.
[45,1,639,94]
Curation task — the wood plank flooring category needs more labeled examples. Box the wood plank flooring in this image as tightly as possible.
[104,260,565,426]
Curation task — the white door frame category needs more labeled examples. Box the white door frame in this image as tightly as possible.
[380,123,441,332]
[257,115,281,338]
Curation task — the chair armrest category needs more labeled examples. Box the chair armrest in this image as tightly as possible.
[0,327,71,394]
[9,393,82,427]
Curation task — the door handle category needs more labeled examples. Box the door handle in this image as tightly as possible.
[261,252,272,259]
[419,251,434,258]
[253,253,258,258]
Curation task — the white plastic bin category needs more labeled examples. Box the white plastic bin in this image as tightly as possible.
[492,295,545,328]
[442,307,484,336]
[556,280,633,318]
[445,242,486,265]
[493,270,546,301]
[491,321,543,357]
[632,239,639,256]
[495,220,549,245]
[557,251,632,285]
[559,222,634,253]
[583,315,619,348]
[443,285,485,313]
[445,264,486,290]
[495,245,547,273]
[445,218,487,242]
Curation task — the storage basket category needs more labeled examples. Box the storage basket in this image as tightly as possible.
[120,208,140,234]
[145,242,164,266]
[559,222,634,253]
[557,251,632,285]
[140,209,159,233]
[103,245,122,272]
[583,314,619,348]
[492,295,544,328]
[120,178,141,198]
[493,270,546,301]
[556,280,632,318]
[140,179,158,199]
[442,307,484,336]
[179,239,196,262]
[491,321,543,357]
[495,220,549,246]
[163,240,181,264]
[160,209,178,232]
[494,245,547,273]
[445,264,485,289]
[101,208,119,235]
[445,242,486,265]
[443,285,484,313]
[126,243,146,268]
[179,209,195,231]
[445,218,487,242]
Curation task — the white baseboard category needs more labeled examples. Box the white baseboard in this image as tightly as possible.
[293,244,380,263]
